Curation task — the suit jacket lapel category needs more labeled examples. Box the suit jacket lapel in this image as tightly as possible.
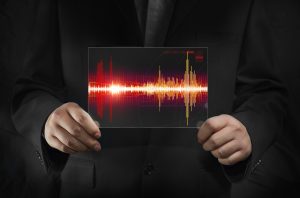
[113,0,143,45]
[167,0,199,39]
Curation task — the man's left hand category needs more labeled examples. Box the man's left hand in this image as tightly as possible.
[197,114,252,165]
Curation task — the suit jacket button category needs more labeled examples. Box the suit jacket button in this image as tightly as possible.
[144,163,155,175]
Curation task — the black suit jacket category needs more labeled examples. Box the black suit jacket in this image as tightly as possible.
[11,0,286,197]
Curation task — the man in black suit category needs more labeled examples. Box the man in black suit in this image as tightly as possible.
[11,0,287,197]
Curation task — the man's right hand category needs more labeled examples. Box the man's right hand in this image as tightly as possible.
[44,102,101,154]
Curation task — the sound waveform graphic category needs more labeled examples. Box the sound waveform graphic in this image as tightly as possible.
[88,48,208,128]
[89,52,207,126]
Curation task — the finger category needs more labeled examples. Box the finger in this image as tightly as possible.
[94,120,100,128]
[202,126,235,151]
[218,150,246,166]
[54,125,89,152]
[47,135,76,154]
[197,115,228,144]
[68,105,101,138]
[196,120,204,129]
[211,140,241,159]
[57,114,101,151]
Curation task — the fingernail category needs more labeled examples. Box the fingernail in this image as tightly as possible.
[95,132,101,138]
[94,143,101,151]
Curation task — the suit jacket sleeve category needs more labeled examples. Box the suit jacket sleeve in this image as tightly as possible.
[223,0,287,182]
[11,0,68,174]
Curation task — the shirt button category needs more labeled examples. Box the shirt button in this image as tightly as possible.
[144,163,155,175]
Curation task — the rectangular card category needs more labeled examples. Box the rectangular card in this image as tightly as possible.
[88,47,208,128]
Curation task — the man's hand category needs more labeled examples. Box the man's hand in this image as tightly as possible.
[197,114,252,165]
[44,102,101,154]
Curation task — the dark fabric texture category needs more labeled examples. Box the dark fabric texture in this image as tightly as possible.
[0,0,60,197]
[7,0,297,197]
[231,143,299,198]
[231,1,300,197]
[0,129,59,198]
